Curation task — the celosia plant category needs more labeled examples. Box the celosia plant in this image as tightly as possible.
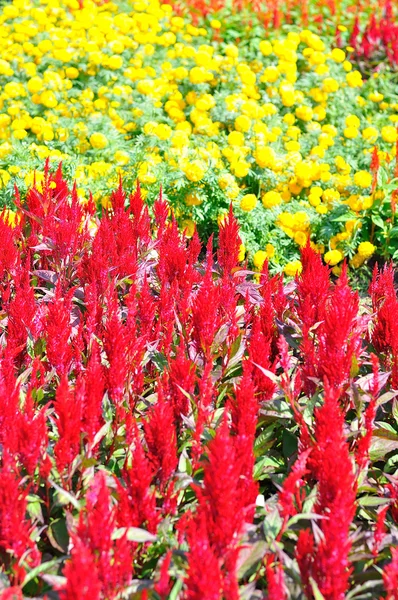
[0,164,397,599]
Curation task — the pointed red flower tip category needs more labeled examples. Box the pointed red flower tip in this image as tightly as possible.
[217,203,241,276]
[154,551,173,598]
[279,448,311,519]
[370,146,380,172]
[153,188,169,232]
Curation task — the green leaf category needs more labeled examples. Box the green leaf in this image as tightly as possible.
[112,527,157,543]
[358,496,391,507]
[371,214,385,229]
[48,518,69,553]
[263,508,282,541]
[309,577,326,600]
[22,558,62,588]
[237,541,268,579]
[282,430,298,459]
[169,579,183,600]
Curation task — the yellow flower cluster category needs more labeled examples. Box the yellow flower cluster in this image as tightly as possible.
[0,0,396,273]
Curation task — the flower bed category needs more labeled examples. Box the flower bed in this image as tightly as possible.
[0,165,398,598]
[0,0,397,273]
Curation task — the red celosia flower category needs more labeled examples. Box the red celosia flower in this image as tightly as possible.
[116,433,159,533]
[265,556,287,600]
[154,551,173,599]
[299,383,357,600]
[184,511,223,600]
[383,546,398,600]
[45,282,74,376]
[53,375,82,476]
[0,462,41,583]
[279,448,311,520]
[143,381,178,490]
[217,204,241,276]
[369,264,398,388]
[372,504,389,557]
[317,265,362,390]
[62,471,133,599]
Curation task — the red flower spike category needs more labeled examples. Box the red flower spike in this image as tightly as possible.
[383,547,398,600]
[217,204,241,275]
[265,556,287,600]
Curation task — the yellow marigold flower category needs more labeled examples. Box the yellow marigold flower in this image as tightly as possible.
[294,231,308,246]
[322,77,339,93]
[362,126,378,141]
[65,67,79,79]
[114,150,130,165]
[183,161,205,182]
[185,192,203,206]
[90,132,108,149]
[346,70,363,87]
[182,219,195,238]
[262,190,282,208]
[234,115,251,133]
[253,250,267,270]
[266,243,275,258]
[238,244,246,262]
[331,48,346,62]
[295,105,313,121]
[346,115,360,128]
[357,241,376,258]
[228,131,245,146]
[259,40,273,56]
[344,126,359,139]
[284,260,302,277]
[369,92,384,103]
[240,194,257,212]
[354,170,372,188]
[350,253,366,269]
[381,126,398,143]
[324,249,344,266]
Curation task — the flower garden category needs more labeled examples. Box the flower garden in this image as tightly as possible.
[0,0,398,598]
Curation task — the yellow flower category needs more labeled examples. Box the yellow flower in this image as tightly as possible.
[324,249,344,266]
[2,209,20,228]
[238,243,246,262]
[185,192,203,206]
[262,190,282,208]
[259,40,273,56]
[240,194,257,212]
[381,126,398,144]
[357,241,376,258]
[114,150,130,165]
[90,132,108,149]
[284,260,302,277]
[344,127,359,139]
[182,219,195,238]
[295,105,313,121]
[350,253,366,269]
[345,115,360,128]
[234,115,251,133]
[331,48,346,62]
[228,131,245,147]
[266,243,275,258]
[183,160,206,182]
[354,170,372,188]
[253,250,267,270]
